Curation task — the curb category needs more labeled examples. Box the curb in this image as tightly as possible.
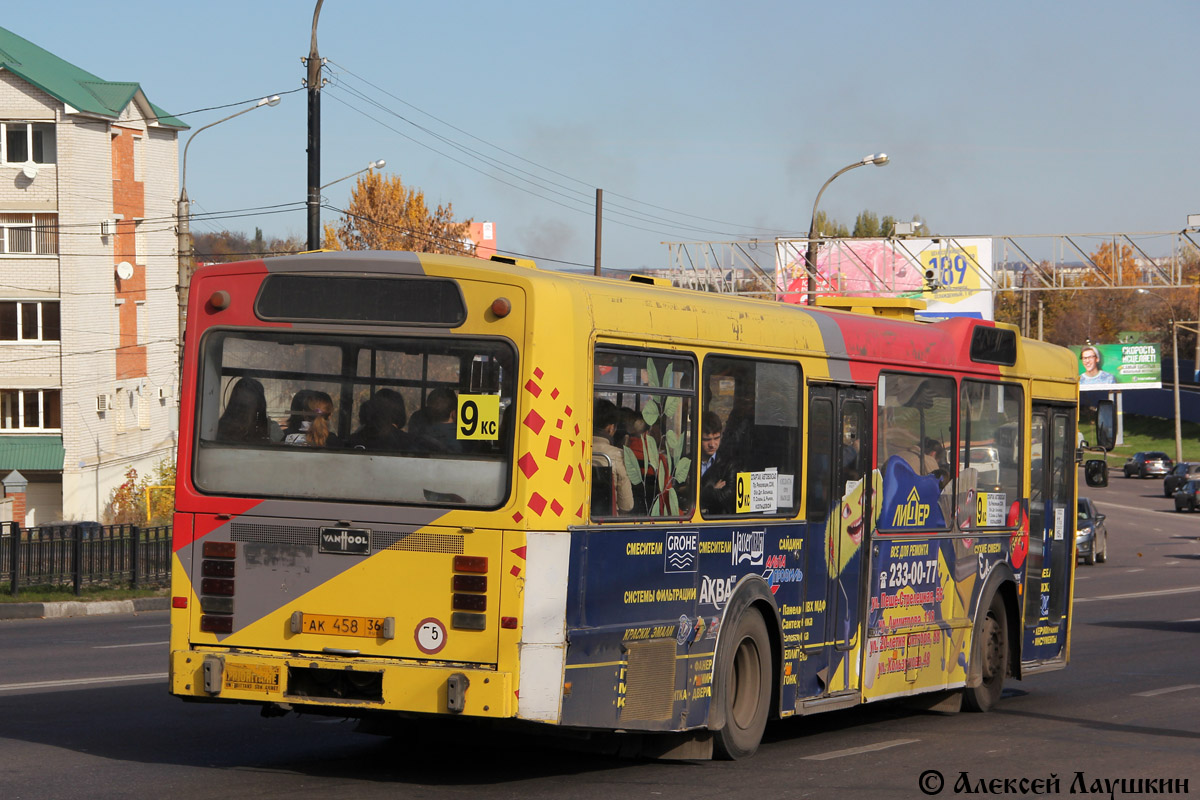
[0,596,170,620]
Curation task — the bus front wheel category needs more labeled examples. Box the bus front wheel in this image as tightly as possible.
[713,610,772,760]
[964,593,1009,712]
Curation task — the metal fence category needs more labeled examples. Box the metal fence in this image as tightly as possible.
[1,522,172,597]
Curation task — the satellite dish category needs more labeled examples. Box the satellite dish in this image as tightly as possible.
[21,163,38,180]
[116,261,134,280]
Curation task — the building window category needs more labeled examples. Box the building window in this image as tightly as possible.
[0,301,60,341]
[133,135,145,182]
[0,213,59,255]
[134,219,147,264]
[114,387,126,433]
[1,122,56,165]
[0,389,61,430]
[135,301,146,347]
[138,391,151,430]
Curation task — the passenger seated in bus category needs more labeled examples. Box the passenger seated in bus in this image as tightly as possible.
[216,377,281,443]
[593,398,634,513]
[700,411,736,515]
[410,387,462,452]
[283,389,341,448]
[349,389,413,452]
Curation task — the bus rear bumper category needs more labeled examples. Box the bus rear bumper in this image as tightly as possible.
[170,649,515,718]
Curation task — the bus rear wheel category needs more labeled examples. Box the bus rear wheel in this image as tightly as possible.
[964,593,1008,712]
[713,610,772,760]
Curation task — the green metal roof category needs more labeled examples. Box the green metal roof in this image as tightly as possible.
[0,26,187,129]
[0,436,65,471]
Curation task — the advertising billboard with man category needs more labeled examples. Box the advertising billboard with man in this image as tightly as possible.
[1071,343,1161,391]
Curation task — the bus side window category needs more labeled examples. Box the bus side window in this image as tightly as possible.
[702,355,801,517]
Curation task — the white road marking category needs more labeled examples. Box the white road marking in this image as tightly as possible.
[1098,501,1171,514]
[1075,586,1200,603]
[802,739,919,760]
[0,673,167,692]
[1133,684,1200,697]
[93,640,169,649]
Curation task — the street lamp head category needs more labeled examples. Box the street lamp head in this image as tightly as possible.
[260,95,282,107]
[369,159,386,170]
[864,153,889,167]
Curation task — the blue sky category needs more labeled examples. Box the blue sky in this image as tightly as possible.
[8,1,1199,270]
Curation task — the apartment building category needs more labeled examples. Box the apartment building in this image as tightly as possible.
[0,27,186,524]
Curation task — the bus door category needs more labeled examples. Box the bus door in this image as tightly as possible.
[804,384,873,698]
[1022,404,1075,665]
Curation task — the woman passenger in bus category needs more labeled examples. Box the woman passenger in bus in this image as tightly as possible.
[349,389,413,452]
[216,377,280,443]
[283,390,341,448]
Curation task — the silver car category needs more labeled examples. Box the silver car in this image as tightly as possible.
[1123,451,1172,479]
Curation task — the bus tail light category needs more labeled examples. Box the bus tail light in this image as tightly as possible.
[451,554,488,630]
[199,539,237,634]
[453,555,488,573]
[203,541,237,558]
[200,578,235,596]
[452,574,486,592]
[452,593,487,612]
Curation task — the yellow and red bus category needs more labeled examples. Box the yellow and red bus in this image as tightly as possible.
[169,250,1081,759]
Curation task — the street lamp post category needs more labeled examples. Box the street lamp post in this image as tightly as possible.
[804,153,889,305]
[1136,289,1182,463]
[306,0,326,251]
[177,95,281,358]
[320,159,385,191]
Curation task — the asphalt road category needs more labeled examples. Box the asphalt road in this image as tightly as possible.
[1,474,1196,799]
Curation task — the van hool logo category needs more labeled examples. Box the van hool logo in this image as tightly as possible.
[732,530,765,566]
[319,528,371,554]
[664,532,699,573]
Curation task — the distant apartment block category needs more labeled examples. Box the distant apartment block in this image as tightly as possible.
[0,26,186,524]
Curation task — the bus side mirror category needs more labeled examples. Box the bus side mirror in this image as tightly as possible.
[1084,459,1108,487]
[1094,399,1115,451]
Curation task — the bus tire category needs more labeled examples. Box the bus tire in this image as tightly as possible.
[964,592,1009,712]
[713,610,772,760]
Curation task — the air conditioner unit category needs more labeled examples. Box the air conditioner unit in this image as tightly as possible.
[96,395,111,412]
[100,219,117,237]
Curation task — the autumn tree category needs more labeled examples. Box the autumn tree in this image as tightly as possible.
[322,171,472,255]
[102,458,176,525]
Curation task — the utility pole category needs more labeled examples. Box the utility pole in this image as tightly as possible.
[305,0,325,251]
[594,188,603,276]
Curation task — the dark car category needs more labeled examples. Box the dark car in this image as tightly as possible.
[1173,479,1200,512]
[1163,462,1200,496]
[1123,451,1173,479]
[1076,497,1108,565]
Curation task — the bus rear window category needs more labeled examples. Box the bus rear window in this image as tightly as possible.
[193,330,515,508]
[255,275,466,326]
